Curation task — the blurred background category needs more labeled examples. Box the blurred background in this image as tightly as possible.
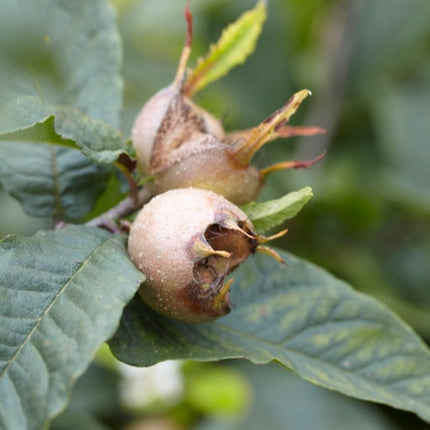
[1,0,429,428]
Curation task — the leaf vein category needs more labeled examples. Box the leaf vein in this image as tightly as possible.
[4,373,27,429]
[0,236,112,379]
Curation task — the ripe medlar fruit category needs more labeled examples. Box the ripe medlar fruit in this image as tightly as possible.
[127,188,283,323]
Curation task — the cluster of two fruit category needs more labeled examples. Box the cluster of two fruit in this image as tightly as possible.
[127,72,319,323]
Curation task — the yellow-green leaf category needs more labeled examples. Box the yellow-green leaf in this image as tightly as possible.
[183,1,266,96]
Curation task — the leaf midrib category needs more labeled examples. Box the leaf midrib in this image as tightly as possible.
[0,235,112,379]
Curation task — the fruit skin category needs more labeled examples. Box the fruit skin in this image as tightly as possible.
[127,188,258,323]
[152,148,262,206]
[131,84,264,205]
[132,85,224,176]
[132,86,177,175]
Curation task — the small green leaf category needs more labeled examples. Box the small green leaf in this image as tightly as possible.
[0,226,144,430]
[110,250,430,423]
[0,0,125,163]
[0,142,110,221]
[184,1,266,96]
[241,187,313,232]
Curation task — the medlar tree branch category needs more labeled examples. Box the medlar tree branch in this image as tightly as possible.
[85,186,152,232]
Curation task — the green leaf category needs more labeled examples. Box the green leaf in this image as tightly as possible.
[0,0,125,163]
[241,187,313,232]
[184,1,266,96]
[0,117,72,148]
[0,108,127,165]
[0,226,144,430]
[0,111,128,164]
[53,107,128,164]
[0,142,110,220]
[110,250,430,423]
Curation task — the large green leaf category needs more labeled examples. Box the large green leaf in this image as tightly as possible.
[0,142,110,221]
[0,0,125,163]
[241,187,313,232]
[110,250,430,423]
[0,226,144,430]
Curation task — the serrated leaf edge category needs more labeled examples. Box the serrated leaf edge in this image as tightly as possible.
[184,1,267,96]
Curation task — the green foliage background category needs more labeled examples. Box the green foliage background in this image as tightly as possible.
[1,0,429,429]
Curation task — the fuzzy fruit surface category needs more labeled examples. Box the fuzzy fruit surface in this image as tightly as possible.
[127,188,258,323]
[132,85,262,205]
[132,85,224,174]
[152,148,262,205]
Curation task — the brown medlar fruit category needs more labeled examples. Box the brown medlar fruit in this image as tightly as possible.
[127,188,283,323]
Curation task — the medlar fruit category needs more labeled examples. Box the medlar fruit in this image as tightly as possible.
[127,188,283,323]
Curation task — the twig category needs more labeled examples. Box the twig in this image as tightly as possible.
[85,187,152,230]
